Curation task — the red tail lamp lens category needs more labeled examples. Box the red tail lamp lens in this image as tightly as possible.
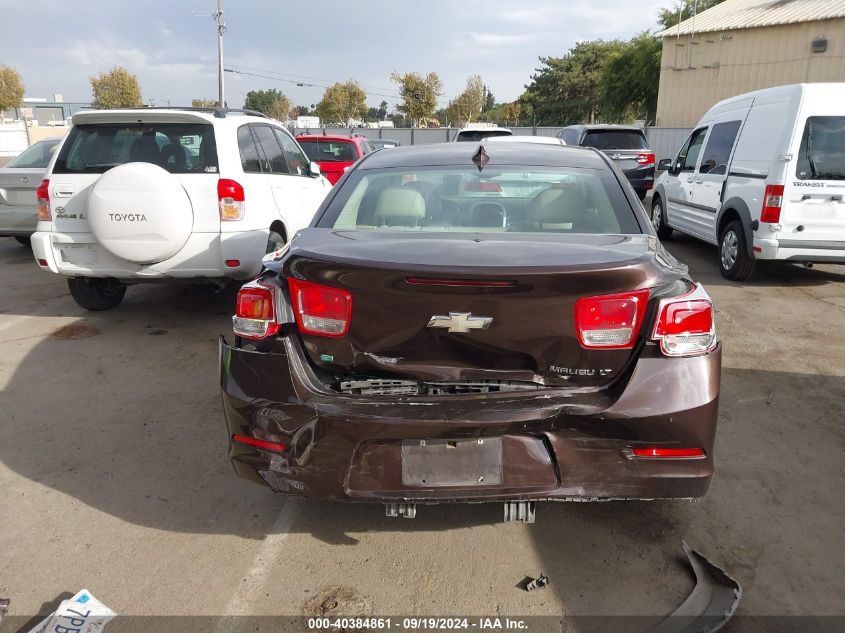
[232,434,286,453]
[760,184,784,224]
[288,278,352,338]
[232,283,279,339]
[574,289,650,349]
[628,447,705,459]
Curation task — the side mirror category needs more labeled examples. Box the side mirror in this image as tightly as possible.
[308,161,321,177]
[657,158,673,171]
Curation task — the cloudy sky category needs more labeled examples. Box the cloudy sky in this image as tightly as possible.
[1,0,668,110]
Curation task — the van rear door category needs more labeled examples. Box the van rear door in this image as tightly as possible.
[781,115,845,248]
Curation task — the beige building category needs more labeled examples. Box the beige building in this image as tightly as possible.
[655,0,845,127]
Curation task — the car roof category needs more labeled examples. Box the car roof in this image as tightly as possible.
[357,142,606,170]
[486,136,565,145]
[563,124,645,133]
[296,135,360,143]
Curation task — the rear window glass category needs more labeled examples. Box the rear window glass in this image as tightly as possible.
[796,116,845,181]
[6,139,60,168]
[455,130,512,142]
[582,130,647,150]
[53,123,218,174]
[317,166,640,235]
[298,140,357,162]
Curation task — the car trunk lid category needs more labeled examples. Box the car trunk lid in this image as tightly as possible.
[277,230,680,390]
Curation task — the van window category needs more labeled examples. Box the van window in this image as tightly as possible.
[796,116,845,181]
[677,127,708,172]
[699,121,741,175]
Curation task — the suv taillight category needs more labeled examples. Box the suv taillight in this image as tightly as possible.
[218,178,244,221]
[233,281,279,339]
[288,278,352,338]
[636,152,655,165]
[652,284,717,357]
[36,179,51,221]
[760,184,784,224]
[574,289,650,349]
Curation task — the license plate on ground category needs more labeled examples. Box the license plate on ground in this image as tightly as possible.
[401,438,502,487]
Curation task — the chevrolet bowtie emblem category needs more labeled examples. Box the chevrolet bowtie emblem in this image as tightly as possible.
[427,312,492,334]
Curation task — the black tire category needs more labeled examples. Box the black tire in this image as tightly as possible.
[14,235,31,247]
[650,197,673,240]
[67,277,127,311]
[719,220,755,281]
[266,230,286,254]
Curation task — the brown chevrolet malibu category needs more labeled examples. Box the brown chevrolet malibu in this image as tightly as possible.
[219,142,721,522]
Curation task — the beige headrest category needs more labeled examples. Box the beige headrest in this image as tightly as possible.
[531,187,584,225]
[374,188,426,225]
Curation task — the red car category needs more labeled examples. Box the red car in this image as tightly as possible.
[296,135,374,185]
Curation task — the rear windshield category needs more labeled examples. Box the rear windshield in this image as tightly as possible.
[53,123,218,174]
[796,116,845,181]
[317,165,640,235]
[298,140,357,162]
[455,130,512,142]
[6,139,61,168]
[582,130,647,150]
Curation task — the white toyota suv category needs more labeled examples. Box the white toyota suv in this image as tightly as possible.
[31,107,331,310]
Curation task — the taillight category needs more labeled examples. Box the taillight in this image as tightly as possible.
[636,152,656,165]
[232,281,279,339]
[36,179,51,221]
[624,447,705,459]
[652,284,717,357]
[218,178,245,221]
[232,434,286,453]
[288,278,352,338]
[574,289,650,349]
[760,184,784,224]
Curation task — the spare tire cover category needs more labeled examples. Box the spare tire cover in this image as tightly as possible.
[88,162,194,264]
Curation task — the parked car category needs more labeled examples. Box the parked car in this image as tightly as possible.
[486,135,566,145]
[452,125,512,142]
[31,107,331,310]
[0,137,62,245]
[220,142,721,521]
[370,139,400,150]
[652,83,845,280]
[296,134,374,185]
[556,125,655,199]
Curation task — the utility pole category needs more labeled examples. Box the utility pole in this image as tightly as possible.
[215,0,226,107]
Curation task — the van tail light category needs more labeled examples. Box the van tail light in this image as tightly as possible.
[288,278,352,338]
[36,179,51,221]
[574,289,650,349]
[218,178,245,221]
[760,184,784,224]
[652,284,717,357]
[636,152,656,165]
[624,447,705,459]
[232,281,280,339]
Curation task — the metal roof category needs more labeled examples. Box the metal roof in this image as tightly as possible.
[658,0,845,37]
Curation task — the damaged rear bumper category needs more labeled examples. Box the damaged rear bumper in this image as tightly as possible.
[219,336,721,502]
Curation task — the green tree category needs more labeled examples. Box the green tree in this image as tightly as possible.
[503,101,522,126]
[377,100,388,120]
[483,86,495,113]
[521,40,625,126]
[267,95,293,121]
[445,75,485,127]
[0,65,25,119]
[315,80,367,125]
[390,71,443,127]
[191,98,219,108]
[90,66,142,109]
[602,33,662,123]
[658,0,725,29]
[244,89,290,117]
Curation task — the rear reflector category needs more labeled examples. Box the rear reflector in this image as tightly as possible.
[36,179,51,221]
[232,434,286,453]
[225,259,240,268]
[37,258,48,267]
[574,289,650,349]
[636,152,656,166]
[760,184,784,224]
[652,284,717,357]
[218,178,245,221]
[405,277,515,288]
[288,278,352,337]
[626,447,705,459]
[232,281,280,339]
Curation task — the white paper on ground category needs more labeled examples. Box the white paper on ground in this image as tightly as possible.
[27,589,115,633]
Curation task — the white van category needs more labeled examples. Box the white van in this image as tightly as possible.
[651,83,845,280]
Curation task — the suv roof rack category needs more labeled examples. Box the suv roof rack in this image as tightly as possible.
[214,108,268,119]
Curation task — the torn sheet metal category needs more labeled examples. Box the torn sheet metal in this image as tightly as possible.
[648,541,742,633]
[27,589,115,633]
